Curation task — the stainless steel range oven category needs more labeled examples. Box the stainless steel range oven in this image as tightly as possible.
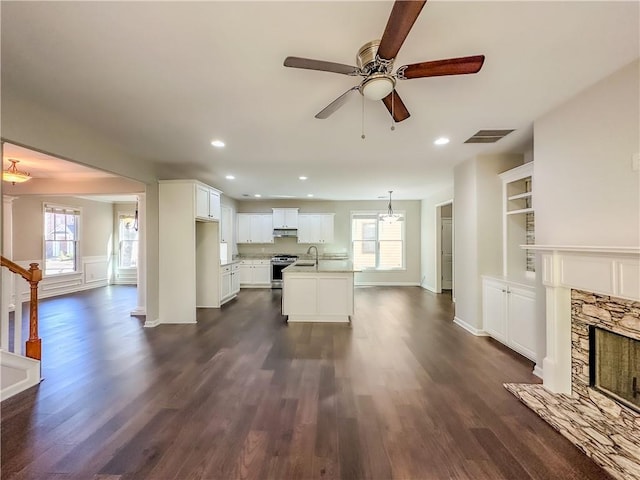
[271,254,298,288]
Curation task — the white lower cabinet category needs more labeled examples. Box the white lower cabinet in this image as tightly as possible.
[282,272,354,322]
[482,277,536,361]
[220,263,241,305]
[238,259,271,287]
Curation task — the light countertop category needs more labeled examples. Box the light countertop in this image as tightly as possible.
[284,260,359,273]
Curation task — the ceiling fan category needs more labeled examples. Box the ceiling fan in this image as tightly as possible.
[284,0,485,123]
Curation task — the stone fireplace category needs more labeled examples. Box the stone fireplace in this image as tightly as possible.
[505,247,640,480]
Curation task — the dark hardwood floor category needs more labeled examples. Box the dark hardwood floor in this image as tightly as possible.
[1,285,610,480]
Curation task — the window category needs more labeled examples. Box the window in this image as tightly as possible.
[351,212,405,270]
[44,205,80,275]
[118,213,139,268]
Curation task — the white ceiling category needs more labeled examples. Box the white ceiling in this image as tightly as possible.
[2,1,638,200]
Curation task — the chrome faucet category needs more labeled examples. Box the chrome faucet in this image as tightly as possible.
[306,245,318,267]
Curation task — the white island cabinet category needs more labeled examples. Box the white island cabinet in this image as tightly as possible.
[282,261,356,322]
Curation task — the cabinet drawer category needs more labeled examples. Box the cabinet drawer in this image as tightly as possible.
[221,265,232,273]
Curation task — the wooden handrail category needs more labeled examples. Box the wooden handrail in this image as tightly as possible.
[1,256,42,360]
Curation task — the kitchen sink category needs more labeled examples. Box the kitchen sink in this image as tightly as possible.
[295,261,316,267]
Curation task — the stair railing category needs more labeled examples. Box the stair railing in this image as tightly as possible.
[1,257,42,360]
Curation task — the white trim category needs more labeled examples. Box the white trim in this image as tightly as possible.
[355,282,420,287]
[453,316,488,336]
[143,318,161,328]
[14,256,110,301]
[0,349,42,401]
[527,245,640,255]
[421,284,438,293]
[42,202,82,277]
[539,247,640,395]
[532,364,544,379]
[130,307,146,316]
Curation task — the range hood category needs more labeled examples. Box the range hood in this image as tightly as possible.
[273,228,298,238]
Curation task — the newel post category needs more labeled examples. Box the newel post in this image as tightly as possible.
[25,262,42,360]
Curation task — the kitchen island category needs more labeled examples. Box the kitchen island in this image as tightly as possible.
[282,260,357,323]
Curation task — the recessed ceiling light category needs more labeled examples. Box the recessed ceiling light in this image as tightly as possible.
[211,140,225,148]
[299,176,308,180]
[225,175,235,180]
[434,137,450,146]
[254,194,261,198]
[307,194,314,197]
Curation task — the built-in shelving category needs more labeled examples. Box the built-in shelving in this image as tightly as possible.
[499,162,535,277]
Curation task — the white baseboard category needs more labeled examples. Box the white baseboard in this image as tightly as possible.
[453,316,488,336]
[355,282,421,287]
[533,364,544,379]
[421,283,439,293]
[130,307,146,316]
[144,318,160,328]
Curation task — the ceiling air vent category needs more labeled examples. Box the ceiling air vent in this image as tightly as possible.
[464,129,515,144]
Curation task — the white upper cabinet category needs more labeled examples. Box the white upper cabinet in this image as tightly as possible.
[272,208,299,229]
[297,214,334,244]
[195,183,221,222]
[237,214,274,244]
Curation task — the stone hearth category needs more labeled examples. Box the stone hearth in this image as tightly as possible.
[504,247,640,480]
[505,383,640,480]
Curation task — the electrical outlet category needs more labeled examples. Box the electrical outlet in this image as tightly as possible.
[633,153,640,171]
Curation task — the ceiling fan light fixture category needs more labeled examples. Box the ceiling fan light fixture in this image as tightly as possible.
[2,159,32,185]
[360,74,396,101]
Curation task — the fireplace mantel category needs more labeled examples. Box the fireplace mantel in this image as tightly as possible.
[528,245,640,394]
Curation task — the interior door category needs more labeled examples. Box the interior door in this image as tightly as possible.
[441,218,453,289]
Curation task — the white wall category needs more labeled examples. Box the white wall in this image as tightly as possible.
[420,186,453,292]
[534,59,640,247]
[453,154,523,333]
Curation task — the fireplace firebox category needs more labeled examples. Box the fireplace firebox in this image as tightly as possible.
[589,326,640,413]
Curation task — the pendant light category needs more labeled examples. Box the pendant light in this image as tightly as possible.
[379,190,402,223]
[2,159,32,185]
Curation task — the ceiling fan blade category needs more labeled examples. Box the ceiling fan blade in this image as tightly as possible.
[382,90,410,122]
[397,55,485,79]
[284,56,359,75]
[315,87,359,119]
[378,0,427,60]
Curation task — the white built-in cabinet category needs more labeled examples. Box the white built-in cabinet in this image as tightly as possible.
[220,262,240,305]
[482,162,537,361]
[237,214,274,244]
[482,277,536,361]
[297,214,334,244]
[500,162,535,277]
[220,205,233,243]
[272,208,299,229]
[195,184,221,222]
[238,259,271,287]
[159,180,222,324]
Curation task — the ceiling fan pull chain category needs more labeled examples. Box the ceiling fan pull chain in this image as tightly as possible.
[361,94,366,140]
[391,91,396,131]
